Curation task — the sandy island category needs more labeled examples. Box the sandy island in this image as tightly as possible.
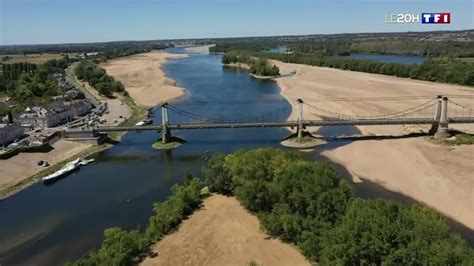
[102,51,188,107]
[274,61,474,229]
[185,44,215,53]
[141,194,310,266]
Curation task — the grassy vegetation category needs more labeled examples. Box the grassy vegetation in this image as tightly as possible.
[152,141,181,150]
[459,57,474,63]
[152,136,185,150]
[0,144,112,200]
[441,131,474,145]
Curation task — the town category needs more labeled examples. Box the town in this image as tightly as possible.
[1,70,106,154]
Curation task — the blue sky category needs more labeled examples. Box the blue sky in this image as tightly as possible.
[1,0,473,45]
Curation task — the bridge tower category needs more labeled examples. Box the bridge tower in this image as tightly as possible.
[434,97,450,139]
[297,99,304,140]
[161,103,171,143]
[429,95,442,135]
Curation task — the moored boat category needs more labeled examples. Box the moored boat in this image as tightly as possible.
[42,158,82,182]
[79,158,95,166]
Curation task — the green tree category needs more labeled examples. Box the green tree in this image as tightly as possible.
[319,199,474,265]
[202,153,232,194]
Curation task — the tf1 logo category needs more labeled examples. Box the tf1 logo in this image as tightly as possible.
[385,13,451,24]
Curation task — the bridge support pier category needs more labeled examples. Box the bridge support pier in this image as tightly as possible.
[152,103,185,150]
[434,97,450,139]
[281,99,327,148]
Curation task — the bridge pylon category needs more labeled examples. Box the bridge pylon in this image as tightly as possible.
[161,103,171,143]
[429,95,442,135]
[297,98,304,140]
[434,97,450,139]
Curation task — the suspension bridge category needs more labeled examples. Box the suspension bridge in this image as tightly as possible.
[65,95,474,146]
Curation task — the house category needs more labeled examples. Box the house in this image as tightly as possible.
[0,124,24,146]
[67,99,93,118]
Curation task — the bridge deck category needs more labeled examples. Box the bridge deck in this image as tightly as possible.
[90,117,474,132]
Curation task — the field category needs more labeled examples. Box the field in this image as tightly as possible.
[459,57,474,63]
[0,53,76,64]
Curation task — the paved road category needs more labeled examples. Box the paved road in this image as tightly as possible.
[66,62,100,107]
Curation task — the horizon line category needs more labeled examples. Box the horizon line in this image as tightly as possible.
[1,28,473,47]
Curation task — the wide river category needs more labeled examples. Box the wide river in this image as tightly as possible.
[0,49,471,265]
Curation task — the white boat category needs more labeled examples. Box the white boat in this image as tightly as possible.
[79,158,95,166]
[42,158,82,182]
[67,158,82,166]
[42,163,78,182]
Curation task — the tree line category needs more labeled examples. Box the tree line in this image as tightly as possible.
[74,61,126,98]
[0,58,71,114]
[222,52,280,77]
[203,148,474,265]
[0,41,169,56]
[221,49,474,86]
[210,30,474,57]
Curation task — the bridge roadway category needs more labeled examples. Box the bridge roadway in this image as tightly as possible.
[90,117,474,133]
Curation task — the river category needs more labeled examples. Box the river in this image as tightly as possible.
[0,49,471,265]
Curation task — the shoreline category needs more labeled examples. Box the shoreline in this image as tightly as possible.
[0,51,188,200]
[273,59,474,230]
[0,143,112,200]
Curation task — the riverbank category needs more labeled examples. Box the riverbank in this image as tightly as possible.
[141,194,310,266]
[274,60,474,229]
[0,142,111,200]
[102,51,188,107]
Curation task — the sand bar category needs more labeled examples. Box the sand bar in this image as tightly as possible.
[102,51,188,107]
[274,61,474,229]
[185,44,215,53]
[141,194,309,266]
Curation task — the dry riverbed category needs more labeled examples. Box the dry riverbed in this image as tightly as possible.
[274,61,474,229]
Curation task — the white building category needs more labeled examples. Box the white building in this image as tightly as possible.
[18,106,74,128]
